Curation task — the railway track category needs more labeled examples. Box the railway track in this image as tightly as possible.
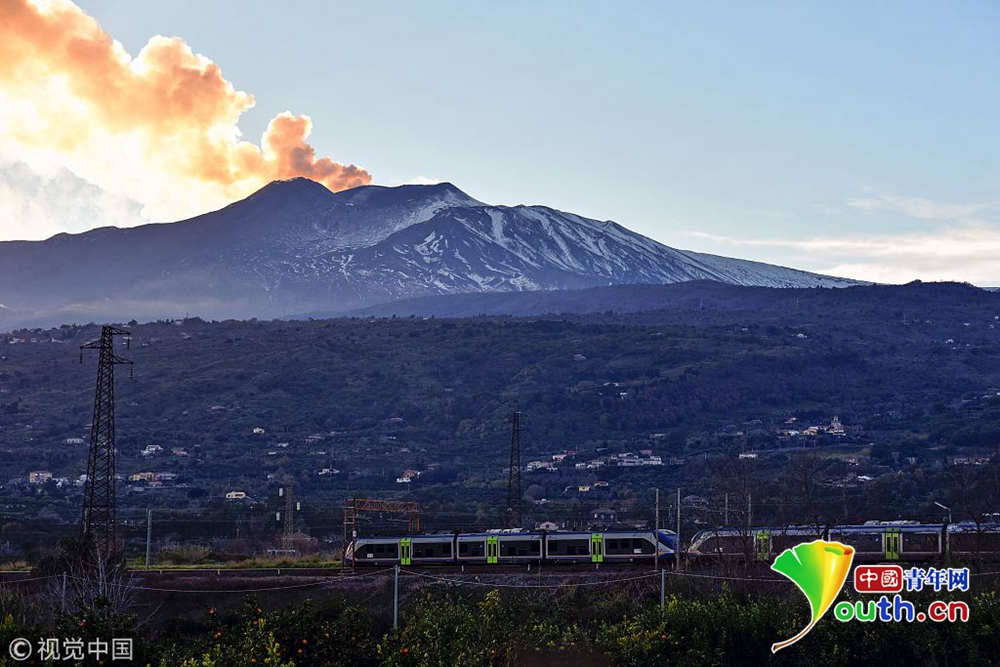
[0,561,662,584]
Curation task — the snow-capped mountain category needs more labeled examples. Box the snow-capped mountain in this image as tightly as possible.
[0,178,857,328]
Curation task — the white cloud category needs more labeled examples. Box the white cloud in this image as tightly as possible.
[0,161,144,240]
[687,224,1000,286]
[846,195,999,222]
[390,175,445,186]
[0,0,369,241]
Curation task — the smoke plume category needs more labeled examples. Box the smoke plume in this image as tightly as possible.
[0,0,371,231]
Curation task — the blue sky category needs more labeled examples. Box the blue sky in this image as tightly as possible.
[2,1,998,283]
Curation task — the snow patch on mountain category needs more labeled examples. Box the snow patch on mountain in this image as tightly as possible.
[0,178,861,328]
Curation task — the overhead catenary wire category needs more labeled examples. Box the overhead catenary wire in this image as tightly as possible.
[400,569,660,589]
[69,567,397,594]
[8,562,996,596]
[0,573,63,585]
[124,580,333,594]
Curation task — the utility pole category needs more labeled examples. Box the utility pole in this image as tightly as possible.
[505,412,523,529]
[660,567,665,609]
[284,482,296,538]
[79,325,133,558]
[145,509,153,569]
[279,482,301,550]
[725,493,729,526]
[676,488,682,571]
[393,564,400,628]
[653,488,660,571]
[748,493,752,527]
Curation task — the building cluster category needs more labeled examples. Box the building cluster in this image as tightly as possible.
[572,450,664,470]
[565,481,611,494]
[140,444,187,458]
[777,415,848,439]
[396,469,421,484]
[949,456,992,466]
[23,470,81,488]
[524,448,664,475]
[127,471,178,486]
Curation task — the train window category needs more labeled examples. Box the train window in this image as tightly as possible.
[500,539,541,557]
[772,534,817,552]
[413,541,452,559]
[548,538,589,556]
[367,543,396,558]
[902,532,938,553]
[700,535,749,555]
[951,532,1000,553]
[458,540,485,557]
[836,532,882,553]
[606,538,654,555]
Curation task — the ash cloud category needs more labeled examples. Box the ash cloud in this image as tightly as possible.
[0,0,371,235]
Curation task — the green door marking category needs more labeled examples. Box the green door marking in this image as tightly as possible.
[487,536,499,564]
[400,538,412,565]
[755,530,771,561]
[591,534,604,563]
[885,529,900,560]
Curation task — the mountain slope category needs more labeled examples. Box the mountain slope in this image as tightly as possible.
[341,280,988,319]
[0,178,858,328]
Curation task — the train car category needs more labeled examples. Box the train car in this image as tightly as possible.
[653,529,679,562]
[688,522,948,563]
[599,531,663,563]
[345,536,401,565]
[830,522,943,562]
[449,531,544,564]
[406,535,455,564]
[687,526,821,562]
[544,531,594,563]
[948,522,1000,560]
[545,530,676,564]
[496,532,544,563]
[456,533,490,563]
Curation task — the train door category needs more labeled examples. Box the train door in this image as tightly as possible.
[885,529,900,561]
[591,533,604,563]
[755,530,771,561]
[487,536,499,564]
[400,538,412,565]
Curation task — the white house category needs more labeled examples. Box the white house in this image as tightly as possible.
[28,470,53,484]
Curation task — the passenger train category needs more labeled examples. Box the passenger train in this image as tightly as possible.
[345,522,1000,567]
[687,521,1000,562]
[345,529,678,566]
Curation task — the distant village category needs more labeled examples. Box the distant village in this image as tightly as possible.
[12,411,992,515]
